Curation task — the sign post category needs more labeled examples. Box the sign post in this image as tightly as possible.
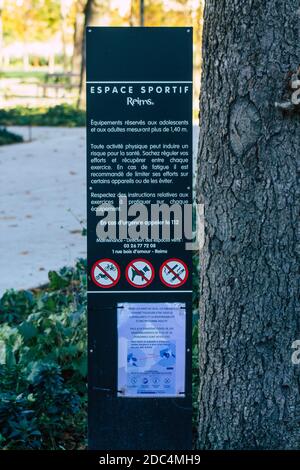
[87,27,193,450]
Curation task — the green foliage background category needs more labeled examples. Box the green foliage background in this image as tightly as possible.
[0,105,85,128]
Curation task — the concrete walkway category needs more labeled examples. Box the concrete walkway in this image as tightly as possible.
[0,126,199,295]
[0,127,86,295]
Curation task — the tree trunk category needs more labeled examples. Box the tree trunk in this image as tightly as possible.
[197,0,300,450]
[60,17,68,73]
[77,0,108,109]
[72,1,85,82]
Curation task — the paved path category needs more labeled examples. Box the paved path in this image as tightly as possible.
[0,127,86,295]
[0,126,199,295]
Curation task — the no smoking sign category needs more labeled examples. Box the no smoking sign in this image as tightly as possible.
[159,258,188,288]
[125,259,154,288]
[91,259,120,288]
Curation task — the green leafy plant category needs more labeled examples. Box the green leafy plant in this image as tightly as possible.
[0,260,87,449]
[0,255,200,449]
[0,392,41,450]
[0,289,35,325]
[0,127,23,146]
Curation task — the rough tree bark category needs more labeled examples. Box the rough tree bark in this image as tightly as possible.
[197,0,300,449]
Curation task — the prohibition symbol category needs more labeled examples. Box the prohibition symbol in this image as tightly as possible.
[91,258,120,288]
[159,258,188,288]
[125,258,154,288]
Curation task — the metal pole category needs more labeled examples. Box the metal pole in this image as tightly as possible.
[140,0,144,27]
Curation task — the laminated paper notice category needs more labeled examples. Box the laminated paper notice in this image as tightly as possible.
[117,303,186,397]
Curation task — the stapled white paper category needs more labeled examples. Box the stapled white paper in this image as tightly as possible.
[117,302,186,397]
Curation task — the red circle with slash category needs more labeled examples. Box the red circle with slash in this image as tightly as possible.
[91,258,120,288]
[159,258,188,288]
[125,258,154,288]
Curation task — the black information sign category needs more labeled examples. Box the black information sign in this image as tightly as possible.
[87,27,193,450]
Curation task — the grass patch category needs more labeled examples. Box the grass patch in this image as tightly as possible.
[0,104,85,127]
[0,71,47,80]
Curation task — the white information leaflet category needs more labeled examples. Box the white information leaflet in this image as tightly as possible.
[117,303,186,397]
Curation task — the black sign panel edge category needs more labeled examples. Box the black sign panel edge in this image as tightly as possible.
[87,27,193,450]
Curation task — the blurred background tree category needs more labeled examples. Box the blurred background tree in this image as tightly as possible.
[0,0,203,116]
[3,0,61,44]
